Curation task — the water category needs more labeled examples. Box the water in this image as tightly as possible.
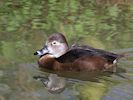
[0,1,133,100]
[0,46,133,100]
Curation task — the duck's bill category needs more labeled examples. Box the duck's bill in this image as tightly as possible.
[34,45,49,56]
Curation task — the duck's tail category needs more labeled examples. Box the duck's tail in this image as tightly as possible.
[113,53,127,65]
[116,53,127,61]
[111,53,127,73]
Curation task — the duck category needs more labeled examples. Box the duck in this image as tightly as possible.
[34,33,124,73]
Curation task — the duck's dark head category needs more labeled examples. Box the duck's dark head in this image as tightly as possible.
[34,33,69,58]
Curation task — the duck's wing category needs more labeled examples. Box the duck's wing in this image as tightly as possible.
[71,44,122,62]
[71,44,118,57]
[55,49,98,63]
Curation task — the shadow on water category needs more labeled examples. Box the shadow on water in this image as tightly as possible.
[33,66,127,94]
[39,67,126,82]
[32,61,127,94]
[33,74,66,94]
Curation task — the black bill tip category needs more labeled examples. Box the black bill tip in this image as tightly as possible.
[34,52,38,55]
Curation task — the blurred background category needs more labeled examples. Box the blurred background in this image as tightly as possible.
[0,0,133,100]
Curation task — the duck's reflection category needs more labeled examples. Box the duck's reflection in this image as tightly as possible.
[33,74,66,94]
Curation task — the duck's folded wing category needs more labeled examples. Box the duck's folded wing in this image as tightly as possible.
[71,44,118,56]
[55,49,99,63]
[71,44,122,62]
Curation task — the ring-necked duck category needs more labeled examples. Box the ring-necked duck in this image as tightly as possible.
[34,33,124,73]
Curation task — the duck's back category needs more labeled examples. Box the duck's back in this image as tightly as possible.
[70,44,123,63]
[55,49,96,63]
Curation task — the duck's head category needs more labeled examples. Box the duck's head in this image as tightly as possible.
[34,33,69,58]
